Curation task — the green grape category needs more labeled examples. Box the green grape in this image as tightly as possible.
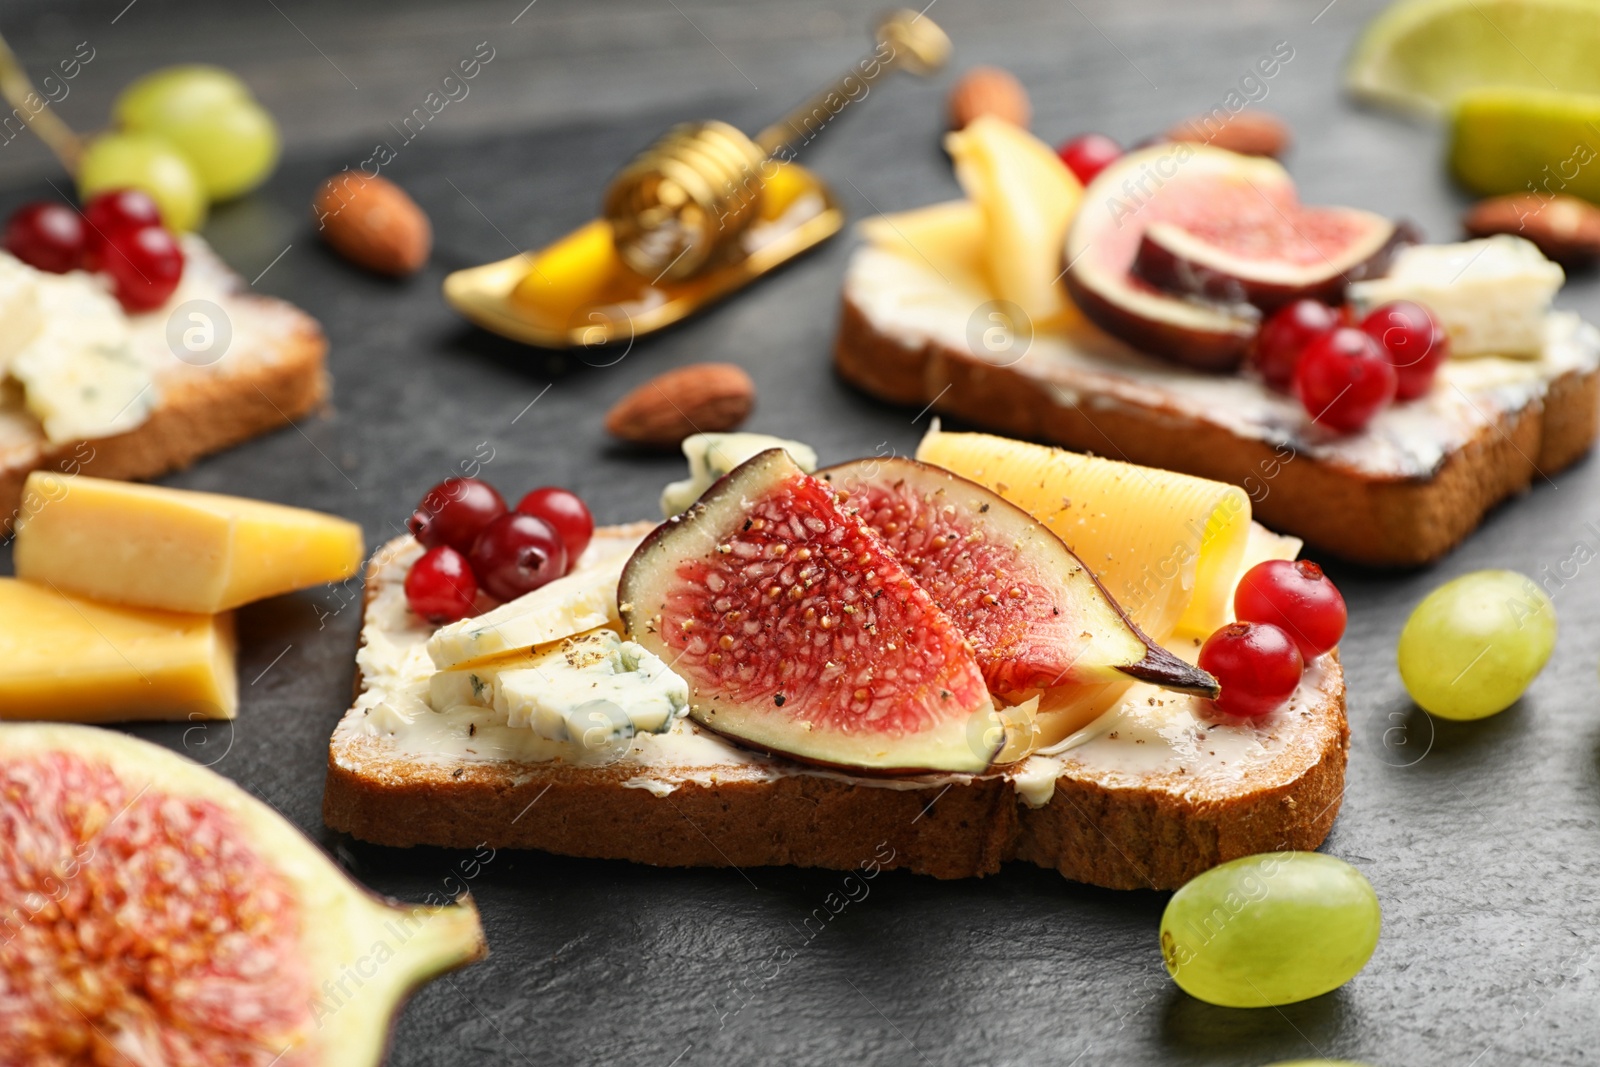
[1397,569,1555,721]
[1160,851,1380,1008]
[78,132,207,232]
[114,65,252,124]
[113,65,280,200]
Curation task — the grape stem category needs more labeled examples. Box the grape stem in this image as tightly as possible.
[0,30,83,172]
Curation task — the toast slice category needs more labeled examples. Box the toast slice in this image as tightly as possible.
[323,527,1348,891]
[0,238,328,530]
[834,245,1600,567]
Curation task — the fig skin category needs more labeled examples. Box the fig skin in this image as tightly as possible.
[0,723,487,1067]
[1063,264,1256,371]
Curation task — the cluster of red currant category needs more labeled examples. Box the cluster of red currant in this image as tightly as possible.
[3,189,185,312]
[1253,298,1448,433]
[404,477,595,624]
[1198,559,1347,717]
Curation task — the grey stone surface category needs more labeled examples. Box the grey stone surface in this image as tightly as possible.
[3,0,1600,1064]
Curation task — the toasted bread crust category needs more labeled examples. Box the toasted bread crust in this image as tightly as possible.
[833,294,1599,567]
[0,298,328,529]
[324,539,1348,890]
[323,661,1344,889]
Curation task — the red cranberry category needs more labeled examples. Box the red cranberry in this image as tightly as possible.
[1234,559,1347,659]
[100,225,184,311]
[1359,300,1449,401]
[4,201,86,273]
[408,478,506,553]
[405,545,480,623]
[516,487,594,568]
[1293,327,1398,433]
[1198,621,1304,718]
[1252,299,1340,392]
[469,513,568,602]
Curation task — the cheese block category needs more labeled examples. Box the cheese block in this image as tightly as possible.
[915,427,1253,641]
[12,473,365,614]
[1349,236,1563,359]
[0,578,237,721]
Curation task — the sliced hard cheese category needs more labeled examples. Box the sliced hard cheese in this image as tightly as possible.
[0,578,237,721]
[13,473,365,614]
[944,116,1083,327]
[916,427,1252,641]
[859,199,991,297]
[428,537,643,670]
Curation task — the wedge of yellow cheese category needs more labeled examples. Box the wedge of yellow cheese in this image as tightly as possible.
[945,115,1083,327]
[13,473,365,614]
[859,199,991,296]
[0,579,237,721]
[916,427,1253,641]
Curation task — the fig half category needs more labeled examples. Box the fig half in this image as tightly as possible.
[818,457,1216,699]
[1132,214,1409,312]
[1063,143,1403,370]
[0,723,487,1066]
[620,449,1001,774]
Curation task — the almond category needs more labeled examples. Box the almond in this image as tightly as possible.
[1463,193,1600,266]
[948,66,1031,130]
[313,173,431,276]
[605,363,756,448]
[1166,110,1291,158]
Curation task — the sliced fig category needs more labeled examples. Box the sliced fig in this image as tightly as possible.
[620,449,1000,774]
[0,723,486,1066]
[1132,213,1410,312]
[1063,143,1404,370]
[818,456,1216,699]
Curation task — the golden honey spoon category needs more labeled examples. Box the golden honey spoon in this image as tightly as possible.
[444,9,950,349]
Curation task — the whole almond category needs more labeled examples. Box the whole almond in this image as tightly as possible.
[313,173,431,276]
[1464,193,1600,266]
[605,363,756,448]
[948,66,1031,130]
[1166,110,1291,158]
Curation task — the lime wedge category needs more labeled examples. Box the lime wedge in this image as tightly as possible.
[1347,0,1600,116]
[1449,86,1600,199]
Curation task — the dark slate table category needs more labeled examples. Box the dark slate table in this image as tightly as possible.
[2,1,1598,1064]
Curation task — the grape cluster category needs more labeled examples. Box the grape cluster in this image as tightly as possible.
[78,65,280,233]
